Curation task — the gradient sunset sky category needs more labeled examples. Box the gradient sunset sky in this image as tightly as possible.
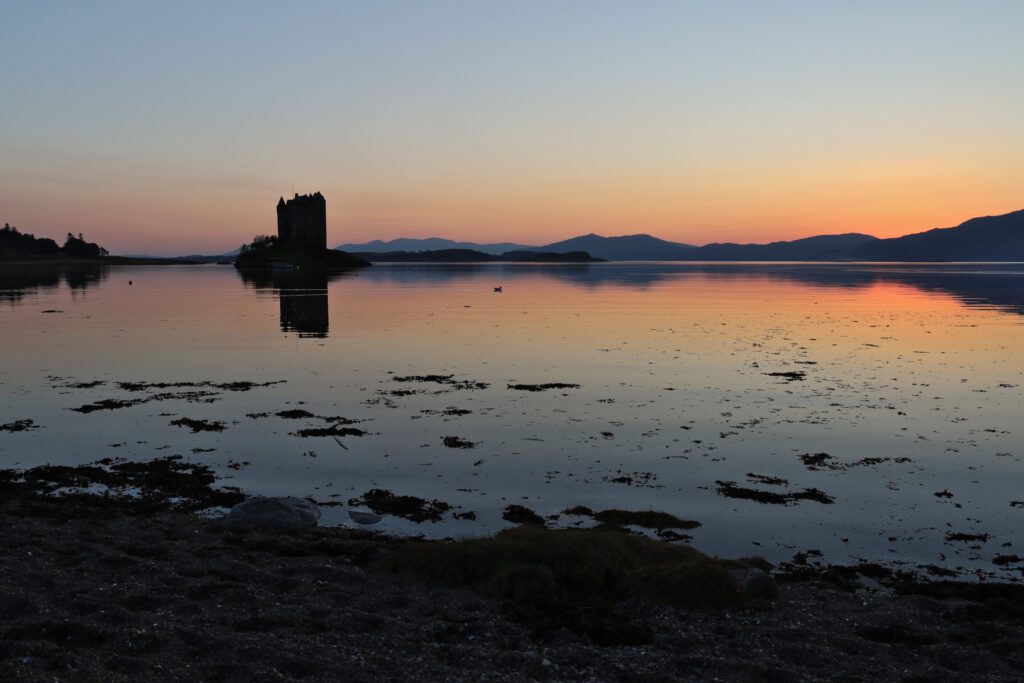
[2,1,1022,255]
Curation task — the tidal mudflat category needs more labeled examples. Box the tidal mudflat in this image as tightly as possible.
[1,263,1023,580]
[1,463,1023,682]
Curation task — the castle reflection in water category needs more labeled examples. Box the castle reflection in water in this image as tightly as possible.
[278,284,328,337]
[236,268,359,338]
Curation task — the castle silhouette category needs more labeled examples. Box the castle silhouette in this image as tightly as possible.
[276,192,326,250]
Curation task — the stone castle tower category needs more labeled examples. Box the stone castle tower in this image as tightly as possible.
[277,192,326,250]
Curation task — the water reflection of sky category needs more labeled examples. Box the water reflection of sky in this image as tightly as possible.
[1,263,1022,578]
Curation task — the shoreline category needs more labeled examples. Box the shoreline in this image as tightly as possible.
[1,459,1022,681]
[0,257,203,266]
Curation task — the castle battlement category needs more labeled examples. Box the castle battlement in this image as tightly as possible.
[277,192,326,250]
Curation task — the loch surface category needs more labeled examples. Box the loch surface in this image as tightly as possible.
[2,262,1022,577]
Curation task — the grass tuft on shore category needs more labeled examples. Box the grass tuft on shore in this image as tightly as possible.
[388,526,761,640]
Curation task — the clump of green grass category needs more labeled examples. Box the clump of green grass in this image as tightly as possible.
[388,526,763,642]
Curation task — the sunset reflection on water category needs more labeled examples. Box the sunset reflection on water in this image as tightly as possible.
[1,262,1022,576]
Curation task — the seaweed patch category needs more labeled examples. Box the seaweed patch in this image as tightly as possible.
[716,480,834,505]
[0,419,40,432]
[502,504,546,526]
[392,374,489,390]
[507,383,580,392]
[292,425,366,438]
[764,371,806,382]
[347,489,452,523]
[170,418,226,433]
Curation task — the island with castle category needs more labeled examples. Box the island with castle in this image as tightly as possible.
[234,192,369,271]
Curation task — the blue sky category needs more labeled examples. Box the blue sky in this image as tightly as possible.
[2,1,1022,254]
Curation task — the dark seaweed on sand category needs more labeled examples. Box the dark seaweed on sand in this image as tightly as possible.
[502,504,546,527]
[0,419,39,432]
[392,374,489,390]
[66,379,283,413]
[422,407,473,417]
[393,374,454,384]
[746,473,790,486]
[716,481,835,505]
[275,409,317,419]
[348,489,451,523]
[116,380,285,392]
[71,398,147,413]
[601,471,662,488]
[292,425,366,438]
[71,390,221,413]
[507,383,581,392]
[441,436,475,449]
[798,452,835,469]
[170,418,226,433]
[764,371,807,382]
[798,452,913,472]
[0,456,244,512]
[944,532,990,543]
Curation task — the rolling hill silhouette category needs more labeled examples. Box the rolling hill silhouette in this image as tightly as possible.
[515,232,878,260]
[335,237,530,255]
[327,209,1024,262]
[851,210,1024,261]
[535,233,696,260]
[685,233,876,260]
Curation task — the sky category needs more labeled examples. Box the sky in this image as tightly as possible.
[1,1,1022,255]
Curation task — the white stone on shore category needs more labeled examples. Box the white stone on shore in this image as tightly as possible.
[348,509,382,525]
[222,496,320,530]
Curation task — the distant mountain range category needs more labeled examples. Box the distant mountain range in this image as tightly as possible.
[532,233,696,260]
[849,210,1024,261]
[348,249,601,263]
[336,232,877,261]
[133,246,243,263]
[337,211,1024,261]
[168,209,1023,262]
[336,237,531,255]
[690,233,877,261]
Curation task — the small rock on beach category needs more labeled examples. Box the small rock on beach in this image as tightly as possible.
[222,496,320,530]
[730,567,779,600]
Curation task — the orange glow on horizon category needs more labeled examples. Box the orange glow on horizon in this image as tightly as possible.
[2,163,1020,255]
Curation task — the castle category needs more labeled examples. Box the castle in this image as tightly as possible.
[276,192,326,250]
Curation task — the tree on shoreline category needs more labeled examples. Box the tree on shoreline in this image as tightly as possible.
[1,223,61,257]
[63,232,109,259]
[0,223,107,260]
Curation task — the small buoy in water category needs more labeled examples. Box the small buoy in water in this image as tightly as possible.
[493,286,502,293]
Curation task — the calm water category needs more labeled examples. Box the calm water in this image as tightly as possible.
[2,262,1023,577]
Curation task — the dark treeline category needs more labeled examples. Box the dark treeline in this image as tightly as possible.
[1,223,108,260]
